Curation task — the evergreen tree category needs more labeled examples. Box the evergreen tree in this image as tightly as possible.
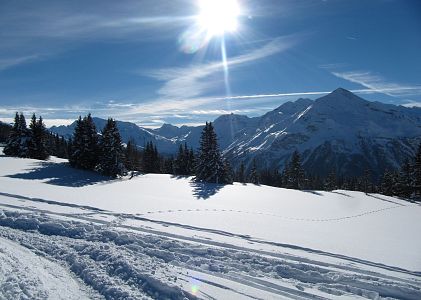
[249,159,259,184]
[381,170,395,196]
[237,162,246,183]
[28,114,49,160]
[395,159,413,198]
[124,139,142,171]
[413,143,421,199]
[195,122,230,184]
[142,141,160,173]
[97,118,125,177]
[69,114,99,170]
[324,169,337,191]
[4,112,30,157]
[284,151,305,189]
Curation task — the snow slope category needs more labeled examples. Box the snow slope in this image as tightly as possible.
[1,152,421,299]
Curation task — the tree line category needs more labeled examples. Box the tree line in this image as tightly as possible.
[2,113,420,199]
[239,147,421,200]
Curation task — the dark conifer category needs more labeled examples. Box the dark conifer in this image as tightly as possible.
[195,122,230,184]
[249,159,259,185]
[413,143,421,199]
[97,118,125,177]
[28,114,49,160]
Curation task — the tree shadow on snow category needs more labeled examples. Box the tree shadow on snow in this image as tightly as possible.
[301,190,324,196]
[6,161,111,187]
[190,181,224,200]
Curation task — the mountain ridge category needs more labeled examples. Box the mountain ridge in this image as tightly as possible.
[50,88,421,179]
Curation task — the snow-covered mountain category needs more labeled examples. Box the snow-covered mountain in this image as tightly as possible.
[223,88,421,179]
[50,88,421,179]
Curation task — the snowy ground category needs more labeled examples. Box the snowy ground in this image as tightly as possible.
[1,151,421,299]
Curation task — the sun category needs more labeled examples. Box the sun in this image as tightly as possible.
[197,0,241,37]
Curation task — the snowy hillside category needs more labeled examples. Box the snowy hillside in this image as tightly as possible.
[1,151,421,299]
[49,89,421,178]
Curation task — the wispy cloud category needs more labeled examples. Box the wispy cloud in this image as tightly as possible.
[145,36,297,99]
[0,1,193,71]
[0,55,40,71]
[331,70,421,97]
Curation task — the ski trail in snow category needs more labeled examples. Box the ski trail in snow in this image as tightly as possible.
[0,200,419,279]
[1,209,420,300]
[0,237,100,300]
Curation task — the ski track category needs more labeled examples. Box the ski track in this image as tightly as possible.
[0,197,421,300]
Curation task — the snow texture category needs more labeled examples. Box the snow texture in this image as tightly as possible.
[1,151,421,299]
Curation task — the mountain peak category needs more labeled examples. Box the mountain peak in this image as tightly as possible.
[330,87,358,98]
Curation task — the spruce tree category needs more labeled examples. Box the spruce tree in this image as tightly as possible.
[69,114,98,170]
[285,151,305,189]
[195,122,230,184]
[28,114,49,160]
[324,170,337,191]
[395,159,412,198]
[413,143,421,199]
[97,118,125,177]
[4,113,30,157]
[381,170,395,196]
[249,159,259,184]
[4,112,21,156]
[237,162,246,183]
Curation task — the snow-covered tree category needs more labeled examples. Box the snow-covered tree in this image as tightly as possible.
[195,122,231,184]
[97,118,125,177]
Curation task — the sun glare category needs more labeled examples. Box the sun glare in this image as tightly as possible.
[198,0,241,36]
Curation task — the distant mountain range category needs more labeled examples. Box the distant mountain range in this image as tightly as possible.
[50,88,421,179]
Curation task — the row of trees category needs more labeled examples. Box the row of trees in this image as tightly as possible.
[239,147,421,200]
[4,113,49,159]
[3,113,420,199]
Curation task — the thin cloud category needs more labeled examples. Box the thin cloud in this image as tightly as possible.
[0,1,193,71]
[145,36,297,99]
[0,55,40,71]
[331,70,421,97]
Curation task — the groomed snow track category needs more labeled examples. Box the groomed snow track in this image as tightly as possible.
[1,205,420,300]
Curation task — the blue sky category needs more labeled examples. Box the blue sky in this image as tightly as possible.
[0,0,420,127]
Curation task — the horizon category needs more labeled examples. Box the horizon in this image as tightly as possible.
[1,0,421,127]
[1,87,421,128]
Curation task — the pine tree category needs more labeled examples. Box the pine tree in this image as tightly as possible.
[413,143,421,199]
[97,118,125,177]
[195,122,230,184]
[28,114,49,160]
[69,114,99,170]
[249,159,259,184]
[285,151,305,189]
[237,162,246,183]
[395,159,412,198]
[142,141,160,173]
[124,139,141,171]
[381,170,395,196]
[4,112,21,156]
[324,169,337,191]
[4,112,30,157]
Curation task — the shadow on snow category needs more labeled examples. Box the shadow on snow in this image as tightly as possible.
[5,161,111,187]
[190,181,225,200]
